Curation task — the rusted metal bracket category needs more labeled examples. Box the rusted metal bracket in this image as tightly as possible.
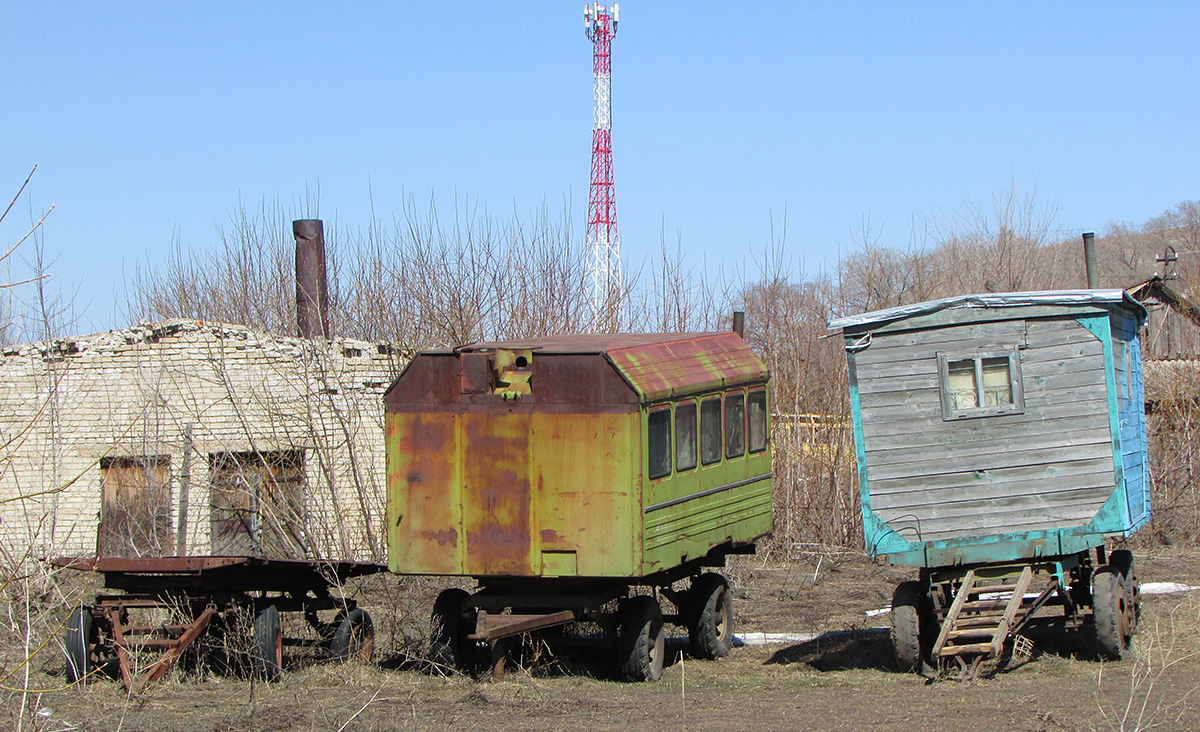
[104,601,216,694]
[468,610,576,681]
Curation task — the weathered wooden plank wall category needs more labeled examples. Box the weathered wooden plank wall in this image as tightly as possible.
[856,315,1115,543]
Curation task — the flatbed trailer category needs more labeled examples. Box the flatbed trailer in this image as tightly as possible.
[53,556,386,693]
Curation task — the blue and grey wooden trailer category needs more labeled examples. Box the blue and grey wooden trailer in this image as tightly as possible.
[830,290,1150,679]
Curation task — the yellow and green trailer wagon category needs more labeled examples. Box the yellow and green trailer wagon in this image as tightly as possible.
[384,332,772,680]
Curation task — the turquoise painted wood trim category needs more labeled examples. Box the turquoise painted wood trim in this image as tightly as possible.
[1079,480,1130,535]
[1132,326,1152,530]
[1076,313,1130,530]
[846,348,919,556]
[884,523,1108,568]
[1119,312,1151,532]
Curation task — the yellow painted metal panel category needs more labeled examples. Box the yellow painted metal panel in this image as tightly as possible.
[386,413,462,574]
[532,413,638,576]
[460,411,535,576]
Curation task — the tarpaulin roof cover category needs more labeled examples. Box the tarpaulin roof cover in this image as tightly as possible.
[828,290,1146,331]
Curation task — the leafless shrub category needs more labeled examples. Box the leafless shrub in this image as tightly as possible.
[123,187,1200,552]
[0,167,83,731]
[1096,594,1200,731]
[1143,363,1200,544]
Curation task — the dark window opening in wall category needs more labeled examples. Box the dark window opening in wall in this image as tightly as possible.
[98,455,174,558]
[701,397,722,465]
[209,450,307,559]
[675,402,698,472]
[647,408,672,480]
[725,392,746,459]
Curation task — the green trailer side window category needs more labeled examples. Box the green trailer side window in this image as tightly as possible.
[648,408,672,480]
[675,402,697,471]
[725,392,745,459]
[700,397,722,465]
[748,389,768,453]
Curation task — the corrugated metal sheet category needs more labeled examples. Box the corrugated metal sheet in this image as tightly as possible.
[606,332,768,401]
[828,289,1146,331]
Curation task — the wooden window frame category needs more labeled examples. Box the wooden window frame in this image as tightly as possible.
[209,449,307,558]
[937,346,1025,421]
[98,455,174,558]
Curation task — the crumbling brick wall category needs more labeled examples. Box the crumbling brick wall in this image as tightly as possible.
[0,319,403,563]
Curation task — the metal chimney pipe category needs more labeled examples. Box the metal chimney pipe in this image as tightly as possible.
[1083,232,1099,289]
[732,310,745,338]
[293,219,330,339]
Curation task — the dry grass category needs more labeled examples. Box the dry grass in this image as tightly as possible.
[1096,592,1200,731]
[0,552,1194,731]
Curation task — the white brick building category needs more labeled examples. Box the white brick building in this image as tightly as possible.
[0,319,402,563]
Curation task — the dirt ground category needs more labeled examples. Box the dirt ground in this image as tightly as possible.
[14,547,1200,732]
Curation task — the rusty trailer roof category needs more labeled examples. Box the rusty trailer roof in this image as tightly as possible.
[447,332,768,402]
[453,332,714,353]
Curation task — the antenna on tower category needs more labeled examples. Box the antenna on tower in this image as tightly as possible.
[584,3,622,331]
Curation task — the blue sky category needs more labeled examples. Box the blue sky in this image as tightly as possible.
[3,2,1199,331]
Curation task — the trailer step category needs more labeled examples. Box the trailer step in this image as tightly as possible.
[932,566,1039,680]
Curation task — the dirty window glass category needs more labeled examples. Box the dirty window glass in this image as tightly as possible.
[947,359,978,410]
[648,409,672,480]
[675,402,697,471]
[725,393,745,459]
[701,397,722,465]
[938,347,1024,420]
[748,390,768,453]
[980,357,1012,406]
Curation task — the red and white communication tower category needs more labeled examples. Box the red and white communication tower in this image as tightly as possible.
[584,2,621,326]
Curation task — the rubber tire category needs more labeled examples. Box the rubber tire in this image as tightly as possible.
[1109,549,1134,576]
[891,581,933,673]
[330,608,375,663]
[430,588,476,674]
[252,605,283,681]
[687,573,733,660]
[65,607,94,684]
[619,595,665,682]
[1094,567,1132,660]
[1107,550,1141,630]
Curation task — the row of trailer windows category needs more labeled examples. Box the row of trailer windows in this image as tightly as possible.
[647,388,769,480]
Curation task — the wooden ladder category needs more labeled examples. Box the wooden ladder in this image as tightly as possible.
[931,567,1034,680]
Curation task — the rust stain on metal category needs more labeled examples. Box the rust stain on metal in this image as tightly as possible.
[606,332,768,401]
[418,528,458,547]
[462,415,533,574]
[391,414,461,574]
[384,332,769,579]
[465,469,531,558]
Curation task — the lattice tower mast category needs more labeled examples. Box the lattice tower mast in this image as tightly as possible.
[584,3,622,327]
